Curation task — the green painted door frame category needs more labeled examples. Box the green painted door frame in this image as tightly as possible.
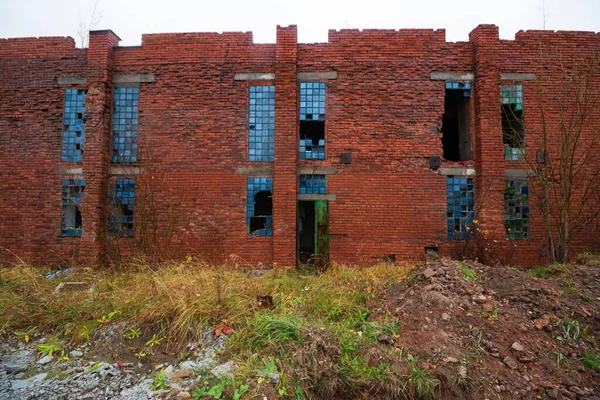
[315,200,329,271]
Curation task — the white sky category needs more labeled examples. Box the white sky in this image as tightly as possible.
[1,0,599,47]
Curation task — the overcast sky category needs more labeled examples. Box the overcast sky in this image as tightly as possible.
[1,0,599,47]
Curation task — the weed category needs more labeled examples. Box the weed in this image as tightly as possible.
[582,351,600,372]
[150,370,169,390]
[483,307,499,321]
[554,352,568,369]
[191,375,248,400]
[408,362,437,399]
[37,336,62,357]
[55,350,69,363]
[458,264,483,282]
[555,318,581,343]
[86,363,104,374]
[559,280,579,296]
[145,333,162,348]
[14,326,37,343]
[576,252,599,264]
[123,328,141,340]
[234,313,302,352]
[527,267,554,278]
[97,310,120,324]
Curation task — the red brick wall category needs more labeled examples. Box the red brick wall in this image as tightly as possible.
[0,25,598,267]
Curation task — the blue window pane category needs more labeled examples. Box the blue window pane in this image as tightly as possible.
[108,178,135,237]
[446,177,475,239]
[62,89,86,162]
[112,87,139,163]
[249,86,275,162]
[299,175,326,194]
[445,81,472,97]
[247,177,273,236]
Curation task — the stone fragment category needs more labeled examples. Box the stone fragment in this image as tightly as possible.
[502,356,518,370]
[510,342,524,352]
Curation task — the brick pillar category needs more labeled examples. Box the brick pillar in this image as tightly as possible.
[469,25,506,259]
[273,26,298,267]
[80,30,120,265]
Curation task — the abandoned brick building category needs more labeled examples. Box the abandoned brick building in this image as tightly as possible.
[1,24,599,267]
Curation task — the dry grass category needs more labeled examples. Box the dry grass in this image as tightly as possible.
[0,261,425,398]
[0,262,412,343]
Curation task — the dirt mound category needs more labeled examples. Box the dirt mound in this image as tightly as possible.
[384,258,600,399]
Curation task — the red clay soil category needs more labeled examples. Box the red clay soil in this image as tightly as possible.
[383,258,600,399]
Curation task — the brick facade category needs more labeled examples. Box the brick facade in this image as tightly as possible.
[1,25,599,267]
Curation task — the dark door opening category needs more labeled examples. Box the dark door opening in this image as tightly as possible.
[297,200,329,271]
[298,201,316,265]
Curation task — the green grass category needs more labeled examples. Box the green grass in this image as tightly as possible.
[408,362,438,399]
[582,351,600,372]
[234,313,302,352]
[458,264,483,282]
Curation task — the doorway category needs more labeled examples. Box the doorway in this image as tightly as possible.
[297,200,329,270]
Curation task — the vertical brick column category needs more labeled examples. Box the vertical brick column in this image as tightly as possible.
[469,25,506,255]
[80,30,120,265]
[273,25,298,267]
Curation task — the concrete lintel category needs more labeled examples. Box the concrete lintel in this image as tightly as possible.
[297,71,338,81]
[234,73,275,81]
[504,169,531,179]
[297,194,337,202]
[297,166,337,175]
[113,75,155,84]
[437,167,476,176]
[236,166,274,176]
[110,166,143,176]
[54,166,83,175]
[500,73,536,81]
[57,77,86,85]
[430,72,474,81]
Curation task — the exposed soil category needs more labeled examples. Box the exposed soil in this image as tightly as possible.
[383,258,600,399]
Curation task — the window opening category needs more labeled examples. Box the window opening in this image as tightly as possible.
[247,178,273,236]
[299,174,326,194]
[112,87,139,163]
[504,180,530,240]
[62,89,86,162]
[299,82,326,159]
[442,82,471,161]
[109,178,135,237]
[61,179,85,236]
[249,85,275,162]
[501,84,525,160]
[446,176,475,239]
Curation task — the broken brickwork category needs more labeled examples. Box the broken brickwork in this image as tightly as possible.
[0,25,599,266]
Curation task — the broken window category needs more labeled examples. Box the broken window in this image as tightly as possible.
[112,87,139,163]
[247,178,273,236]
[446,177,474,239]
[62,89,86,162]
[299,174,326,194]
[299,82,326,159]
[109,178,135,237]
[442,82,471,161]
[61,179,85,236]
[504,180,530,240]
[249,85,275,162]
[501,84,525,160]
